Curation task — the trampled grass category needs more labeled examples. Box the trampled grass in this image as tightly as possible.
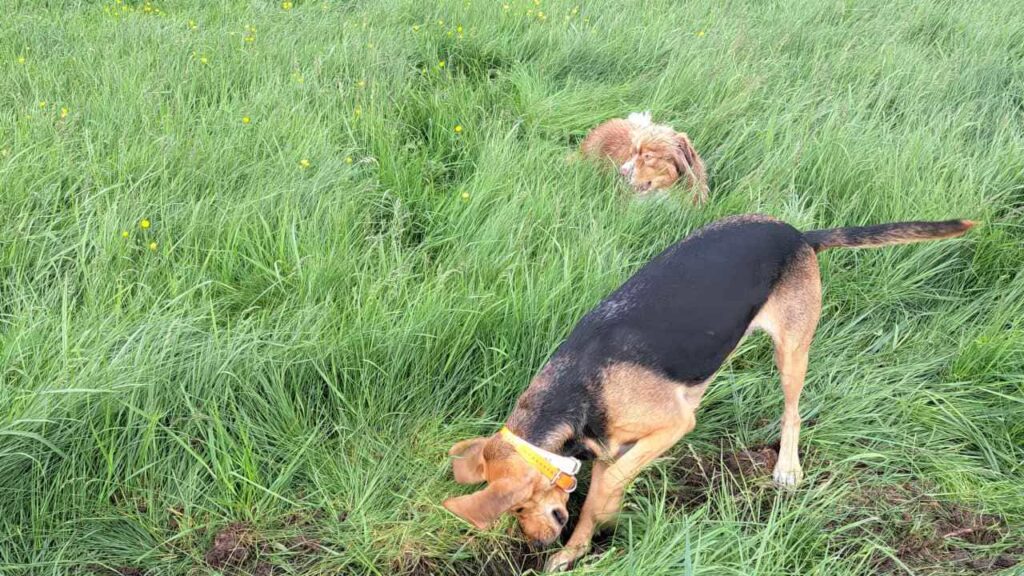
[1,0,1022,574]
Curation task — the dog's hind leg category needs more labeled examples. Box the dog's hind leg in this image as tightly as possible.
[753,245,822,488]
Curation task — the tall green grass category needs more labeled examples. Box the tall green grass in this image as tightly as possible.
[1,0,1022,573]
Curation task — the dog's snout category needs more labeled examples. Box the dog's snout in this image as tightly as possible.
[528,539,547,551]
[552,508,568,527]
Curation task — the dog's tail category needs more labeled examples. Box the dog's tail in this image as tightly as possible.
[804,219,976,252]
[627,111,652,127]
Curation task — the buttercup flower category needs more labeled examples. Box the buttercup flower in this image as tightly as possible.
[345,156,353,164]
[149,241,158,251]
[140,219,151,229]
[60,107,68,119]
[454,125,463,133]
[438,60,445,68]
[282,1,293,9]
[412,24,420,32]
[697,29,705,37]
[242,116,251,124]
[121,230,130,238]
[461,191,470,200]
[39,101,47,109]
[199,55,208,64]
[299,158,311,169]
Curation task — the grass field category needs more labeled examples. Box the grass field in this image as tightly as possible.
[2,0,1023,574]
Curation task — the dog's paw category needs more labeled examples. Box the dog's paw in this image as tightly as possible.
[772,465,803,488]
[544,547,585,573]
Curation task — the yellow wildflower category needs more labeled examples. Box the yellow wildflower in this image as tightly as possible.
[438,60,445,68]
[39,101,47,109]
[149,241,158,251]
[502,3,510,11]
[199,55,208,64]
[282,1,293,9]
[454,124,463,133]
[121,230,129,238]
[60,107,68,119]
[188,19,197,30]
[140,219,151,229]
[438,19,445,26]
[242,116,251,124]
[412,24,420,32]
[357,80,366,88]
[456,25,463,33]
[345,156,353,164]
[697,29,706,37]
[299,158,311,169]
[17,56,26,64]
[460,191,470,201]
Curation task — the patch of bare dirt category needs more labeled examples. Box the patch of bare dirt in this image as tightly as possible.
[399,539,547,576]
[840,481,1020,574]
[205,522,253,569]
[200,512,335,575]
[654,444,781,511]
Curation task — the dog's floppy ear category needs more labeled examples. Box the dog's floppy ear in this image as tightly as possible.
[671,133,699,177]
[443,478,532,529]
[448,437,487,484]
[672,132,709,204]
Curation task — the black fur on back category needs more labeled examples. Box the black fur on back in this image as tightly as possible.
[520,216,806,450]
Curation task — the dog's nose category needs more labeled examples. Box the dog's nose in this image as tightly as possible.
[528,539,547,551]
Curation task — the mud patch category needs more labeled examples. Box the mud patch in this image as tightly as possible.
[203,515,332,575]
[655,445,780,511]
[838,481,1020,574]
[205,522,253,569]
[400,539,547,576]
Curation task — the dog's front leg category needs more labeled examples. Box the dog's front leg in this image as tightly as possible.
[544,460,610,572]
[544,426,688,572]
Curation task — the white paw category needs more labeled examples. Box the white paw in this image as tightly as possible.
[772,465,803,488]
[544,548,585,573]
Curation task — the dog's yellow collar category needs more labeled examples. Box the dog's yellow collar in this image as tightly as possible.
[499,427,579,493]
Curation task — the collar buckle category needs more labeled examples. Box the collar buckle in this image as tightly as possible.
[551,470,578,493]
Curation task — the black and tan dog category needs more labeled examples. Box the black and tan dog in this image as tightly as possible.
[444,214,974,571]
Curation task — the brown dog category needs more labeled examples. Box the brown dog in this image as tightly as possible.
[443,215,974,571]
[580,112,709,204]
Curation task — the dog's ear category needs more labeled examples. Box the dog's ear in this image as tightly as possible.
[448,437,488,484]
[443,478,532,529]
[672,133,709,204]
[671,133,699,177]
